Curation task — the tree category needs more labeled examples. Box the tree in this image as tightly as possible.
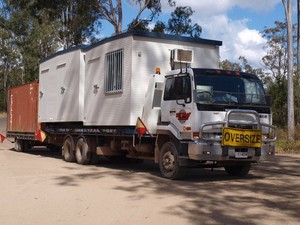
[298,0,300,73]
[152,20,165,33]
[167,6,202,38]
[97,0,175,35]
[220,56,264,76]
[282,0,295,140]
[262,21,289,79]
[220,59,242,71]
[1,1,61,82]
[127,19,149,31]
[261,21,300,128]
[59,0,101,48]
[0,1,23,110]
[0,0,102,92]
[0,0,100,109]
[262,22,288,127]
[6,0,101,48]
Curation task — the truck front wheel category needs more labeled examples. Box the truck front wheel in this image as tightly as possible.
[224,163,251,177]
[159,142,186,180]
[75,136,91,165]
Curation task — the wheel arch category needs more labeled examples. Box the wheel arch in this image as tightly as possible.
[155,131,184,163]
[158,141,187,179]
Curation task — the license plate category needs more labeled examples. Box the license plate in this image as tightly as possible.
[235,151,248,159]
[222,128,262,148]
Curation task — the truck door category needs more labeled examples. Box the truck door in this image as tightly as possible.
[160,74,193,133]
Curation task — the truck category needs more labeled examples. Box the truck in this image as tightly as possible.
[5,31,277,179]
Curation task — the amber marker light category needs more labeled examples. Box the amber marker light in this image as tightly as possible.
[156,68,161,74]
[193,132,200,140]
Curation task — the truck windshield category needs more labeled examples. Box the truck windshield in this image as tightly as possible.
[193,70,270,112]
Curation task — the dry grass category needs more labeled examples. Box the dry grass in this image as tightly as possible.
[0,112,6,118]
[276,127,300,154]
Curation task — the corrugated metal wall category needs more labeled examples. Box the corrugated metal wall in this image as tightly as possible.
[7,81,39,133]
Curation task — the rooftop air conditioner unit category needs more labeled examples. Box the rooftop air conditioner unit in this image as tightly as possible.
[171,49,194,64]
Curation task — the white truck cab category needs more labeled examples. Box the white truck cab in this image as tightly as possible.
[144,67,277,179]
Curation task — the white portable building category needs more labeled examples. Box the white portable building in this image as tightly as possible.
[38,31,222,126]
[39,46,85,122]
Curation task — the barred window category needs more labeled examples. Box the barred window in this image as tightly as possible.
[105,49,123,94]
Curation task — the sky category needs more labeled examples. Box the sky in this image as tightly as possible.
[100,0,295,69]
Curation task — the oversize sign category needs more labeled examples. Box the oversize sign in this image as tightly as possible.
[222,128,262,148]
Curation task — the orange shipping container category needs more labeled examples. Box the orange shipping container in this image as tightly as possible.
[7,81,39,134]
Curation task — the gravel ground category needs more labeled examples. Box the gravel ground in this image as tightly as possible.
[1,113,300,225]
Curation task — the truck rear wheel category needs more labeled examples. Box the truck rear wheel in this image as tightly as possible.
[224,164,251,177]
[62,136,76,162]
[75,136,91,165]
[159,142,186,180]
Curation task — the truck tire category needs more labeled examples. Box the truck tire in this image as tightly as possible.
[75,136,91,165]
[62,136,76,162]
[159,142,186,180]
[14,139,29,152]
[224,164,251,177]
[14,139,23,152]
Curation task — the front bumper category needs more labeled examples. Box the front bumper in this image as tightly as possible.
[187,140,275,162]
[186,110,277,162]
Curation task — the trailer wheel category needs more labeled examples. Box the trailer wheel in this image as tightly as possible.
[224,164,251,177]
[14,139,23,152]
[14,139,29,152]
[159,142,186,180]
[75,136,91,165]
[62,136,76,162]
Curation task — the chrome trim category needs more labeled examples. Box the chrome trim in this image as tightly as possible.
[199,109,277,143]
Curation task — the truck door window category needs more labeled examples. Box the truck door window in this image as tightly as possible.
[163,76,191,103]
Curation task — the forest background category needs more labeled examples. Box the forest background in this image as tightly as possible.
[0,0,299,152]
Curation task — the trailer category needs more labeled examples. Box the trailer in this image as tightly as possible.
[4,31,277,179]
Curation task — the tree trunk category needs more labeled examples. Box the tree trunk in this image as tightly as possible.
[298,0,300,77]
[116,0,122,34]
[283,0,295,140]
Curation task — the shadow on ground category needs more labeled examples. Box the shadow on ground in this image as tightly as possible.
[8,147,300,225]
[55,154,300,225]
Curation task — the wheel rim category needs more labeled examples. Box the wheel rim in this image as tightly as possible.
[162,151,175,172]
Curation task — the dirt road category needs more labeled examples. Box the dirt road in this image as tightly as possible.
[1,114,300,225]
